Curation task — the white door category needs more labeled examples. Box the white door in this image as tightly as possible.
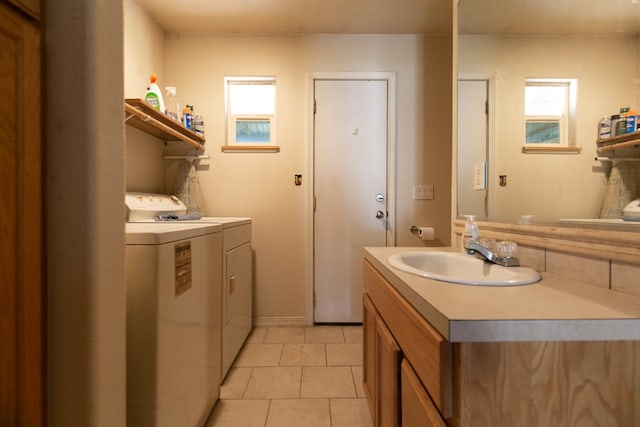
[313,79,388,323]
[457,80,489,218]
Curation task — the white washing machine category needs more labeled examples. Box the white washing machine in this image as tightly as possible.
[125,193,253,382]
[125,220,222,427]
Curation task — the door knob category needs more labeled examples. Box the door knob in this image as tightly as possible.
[375,210,385,219]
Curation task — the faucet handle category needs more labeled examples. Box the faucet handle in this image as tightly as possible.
[477,237,495,248]
[496,241,518,258]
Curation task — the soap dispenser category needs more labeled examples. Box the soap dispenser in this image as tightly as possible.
[462,215,480,254]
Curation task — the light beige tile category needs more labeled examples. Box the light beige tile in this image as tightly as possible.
[611,261,640,297]
[300,366,357,398]
[305,326,345,344]
[246,327,268,344]
[219,367,252,399]
[266,399,331,427]
[327,343,362,366]
[243,366,302,399]
[546,250,610,288]
[205,399,270,427]
[351,366,365,398]
[280,344,326,366]
[233,344,283,367]
[330,398,373,427]
[264,327,306,344]
[342,326,363,344]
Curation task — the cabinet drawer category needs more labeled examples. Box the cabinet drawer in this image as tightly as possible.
[363,260,452,417]
[401,359,447,427]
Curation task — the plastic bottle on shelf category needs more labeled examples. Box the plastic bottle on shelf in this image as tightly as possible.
[194,113,205,138]
[616,107,629,136]
[182,105,193,130]
[598,115,611,139]
[626,109,637,133]
[144,73,165,112]
[611,114,623,136]
[164,86,179,122]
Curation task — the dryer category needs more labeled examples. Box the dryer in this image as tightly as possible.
[125,221,222,426]
[210,218,252,380]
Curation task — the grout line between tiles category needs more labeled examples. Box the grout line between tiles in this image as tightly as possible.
[263,399,271,427]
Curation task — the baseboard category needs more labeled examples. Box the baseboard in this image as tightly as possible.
[252,316,310,328]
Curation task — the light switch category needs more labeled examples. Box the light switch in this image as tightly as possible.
[413,185,434,200]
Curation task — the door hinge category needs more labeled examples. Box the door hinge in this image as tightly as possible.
[314,196,317,212]
[313,99,317,114]
[485,100,489,115]
[313,289,316,307]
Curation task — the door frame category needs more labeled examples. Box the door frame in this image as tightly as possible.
[457,73,496,219]
[305,71,397,324]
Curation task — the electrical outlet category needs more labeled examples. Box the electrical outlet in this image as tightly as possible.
[473,162,486,190]
[413,185,434,200]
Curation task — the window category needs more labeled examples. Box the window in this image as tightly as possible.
[224,77,278,152]
[523,79,580,153]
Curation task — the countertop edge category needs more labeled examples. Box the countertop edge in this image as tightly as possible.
[449,319,640,342]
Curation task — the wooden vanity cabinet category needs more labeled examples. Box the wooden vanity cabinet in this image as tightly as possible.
[400,359,447,427]
[364,258,640,427]
[363,294,401,427]
[363,260,451,427]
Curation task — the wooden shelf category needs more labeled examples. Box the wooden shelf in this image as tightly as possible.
[124,99,205,150]
[596,131,640,157]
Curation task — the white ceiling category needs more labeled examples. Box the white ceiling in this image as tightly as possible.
[135,0,640,36]
[134,0,452,35]
[459,0,640,36]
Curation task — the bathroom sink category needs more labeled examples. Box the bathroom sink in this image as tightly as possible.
[387,251,540,286]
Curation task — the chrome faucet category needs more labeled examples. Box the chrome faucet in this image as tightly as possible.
[467,241,520,267]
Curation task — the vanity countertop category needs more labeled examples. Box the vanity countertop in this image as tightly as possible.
[364,246,640,342]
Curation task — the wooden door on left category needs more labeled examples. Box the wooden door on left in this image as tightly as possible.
[0,1,44,425]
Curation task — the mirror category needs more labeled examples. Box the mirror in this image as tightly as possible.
[457,0,640,224]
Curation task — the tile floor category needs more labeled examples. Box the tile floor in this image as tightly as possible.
[205,325,373,427]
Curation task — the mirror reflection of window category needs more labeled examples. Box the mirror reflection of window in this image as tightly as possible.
[524,79,576,146]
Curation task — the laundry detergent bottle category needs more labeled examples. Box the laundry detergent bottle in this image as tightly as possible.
[144,73,165,112]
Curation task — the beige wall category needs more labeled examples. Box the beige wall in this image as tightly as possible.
[124,0,167,193]
[150,33,452,323]
[458,35,638,221]
[46,0,126,425]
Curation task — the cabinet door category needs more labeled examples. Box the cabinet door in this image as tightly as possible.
[0,2,43,426]
[401,359,446,427]
[363,293,377,417]
[3,0,40,20]
[376,316,401,427]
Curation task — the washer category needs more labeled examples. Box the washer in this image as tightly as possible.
[125,220,222,427]
[125,193,253,382]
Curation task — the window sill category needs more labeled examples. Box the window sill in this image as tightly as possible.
[221,145,280,153]
[521,146,582,154]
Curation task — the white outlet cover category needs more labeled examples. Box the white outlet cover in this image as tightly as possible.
[473,162,486,190]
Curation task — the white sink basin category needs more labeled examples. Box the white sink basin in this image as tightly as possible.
[387,251,540,286]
